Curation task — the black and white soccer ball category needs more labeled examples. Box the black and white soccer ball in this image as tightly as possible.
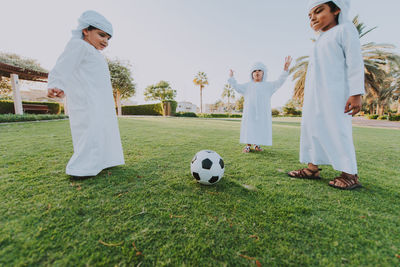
[191,150,224,185]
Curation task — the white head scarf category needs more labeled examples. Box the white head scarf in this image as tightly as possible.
[307,0,351,25]
[250,62,268,82]
[71,10,113,39]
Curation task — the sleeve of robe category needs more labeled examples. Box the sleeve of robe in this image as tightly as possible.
[270,71,289,94]
[48,39,87,94]
[340,23,365,96]
[228,77,247,94]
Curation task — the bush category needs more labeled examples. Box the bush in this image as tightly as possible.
[378,115,388,120]
[197,113,242,118]
[0,100,60,114]
[283,106,302,116]
[122,103,163,116]
[388,114,400,121]
[174,112,243,118]
[367,114,379,120]
[271,109,280,116]
[175,112,197,117]
[0,114,68,123]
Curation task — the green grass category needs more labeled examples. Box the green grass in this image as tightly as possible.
[0,117,399,266]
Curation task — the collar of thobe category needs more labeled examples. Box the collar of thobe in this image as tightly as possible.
[307,0,351,26]
[71,10,113,40]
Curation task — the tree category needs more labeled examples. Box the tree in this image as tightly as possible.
[290,16,400,114]
[0,52,48,73]
[107,58,136,116]
[193,71,208,113]
[0,77,12,99]
[235,96,244,112]
[222,84,235,113]
[144,80,176,102]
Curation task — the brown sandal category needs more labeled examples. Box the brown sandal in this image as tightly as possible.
[329,174,362,190]
[287,168,322,179]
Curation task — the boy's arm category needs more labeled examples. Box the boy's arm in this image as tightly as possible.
[342,23,365,96]
[271,56,292,93]
[48,39,87,96]
[341,23,365,115]
[228,70,246,94]
[270,71,289,94]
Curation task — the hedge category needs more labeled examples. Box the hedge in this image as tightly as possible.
[389,114,400,121]
[0,100,60,114]
[175,112,242,118]
[175,112,197,117]
[367,114,379,120]
[122,103,164,116]
[0,114,68,123]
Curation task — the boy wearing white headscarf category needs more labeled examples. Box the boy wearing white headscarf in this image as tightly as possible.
[288,0,364,190]
[228,57,292,153]
[48,10,125,179]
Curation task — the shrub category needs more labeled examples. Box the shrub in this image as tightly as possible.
[283,106,302,116]
[367,114,379,120]
[0,100,60,114]
[0,114,68,123]
[122,103,163,116]
[271,109,280,116]
[175,112,197,117]
[388,114,400,121]
[378,115,388,120]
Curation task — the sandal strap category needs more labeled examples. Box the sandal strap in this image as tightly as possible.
[332,174,359,188]
[294,167,321,177]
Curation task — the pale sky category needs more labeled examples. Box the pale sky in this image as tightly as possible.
[1,0,399,108]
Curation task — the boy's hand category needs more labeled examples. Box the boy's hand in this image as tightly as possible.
[229,69,234,77]
[344,95,362,116]
[48,88,64,98]
[284,56,292,72]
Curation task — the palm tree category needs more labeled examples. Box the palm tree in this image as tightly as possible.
[193,71,209,113]
[290,16,400,114]
[222,84,235,113]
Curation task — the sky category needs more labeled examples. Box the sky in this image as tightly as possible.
[1,0,399,108]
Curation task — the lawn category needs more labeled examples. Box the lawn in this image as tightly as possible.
[0,117,399,266]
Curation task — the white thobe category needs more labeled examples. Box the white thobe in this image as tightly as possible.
[48,39,125,176]
[300,22,365,174]
[228,71,288,146]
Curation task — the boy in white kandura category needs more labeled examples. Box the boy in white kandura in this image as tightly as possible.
[288,0,364,190]
[228,57,292,153]
[48,10,125,179]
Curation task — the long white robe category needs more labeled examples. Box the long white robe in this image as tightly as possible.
[300,22,364,174]
[48,39,125,176]
[228,71,288,146]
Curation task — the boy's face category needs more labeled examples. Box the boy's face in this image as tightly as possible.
[82,28,111,50]
[252,70,264,82]
[308,3,340,32]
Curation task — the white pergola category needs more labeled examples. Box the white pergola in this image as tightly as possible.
[0,62,49,114]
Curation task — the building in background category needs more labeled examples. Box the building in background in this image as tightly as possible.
[177,101,197,113]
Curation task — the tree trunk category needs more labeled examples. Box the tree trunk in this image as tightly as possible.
[116,90,122,116]
[200,86,203,113]
[398,99,400,114]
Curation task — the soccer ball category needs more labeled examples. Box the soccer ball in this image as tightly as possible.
[190,150,225,185]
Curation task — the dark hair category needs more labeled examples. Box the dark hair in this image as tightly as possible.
[87,25,98,31]
[326,1,340,24]
[83,25,112,39]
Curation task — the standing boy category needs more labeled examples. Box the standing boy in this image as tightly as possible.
[288,0,364,190]
[48,10,125,179]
